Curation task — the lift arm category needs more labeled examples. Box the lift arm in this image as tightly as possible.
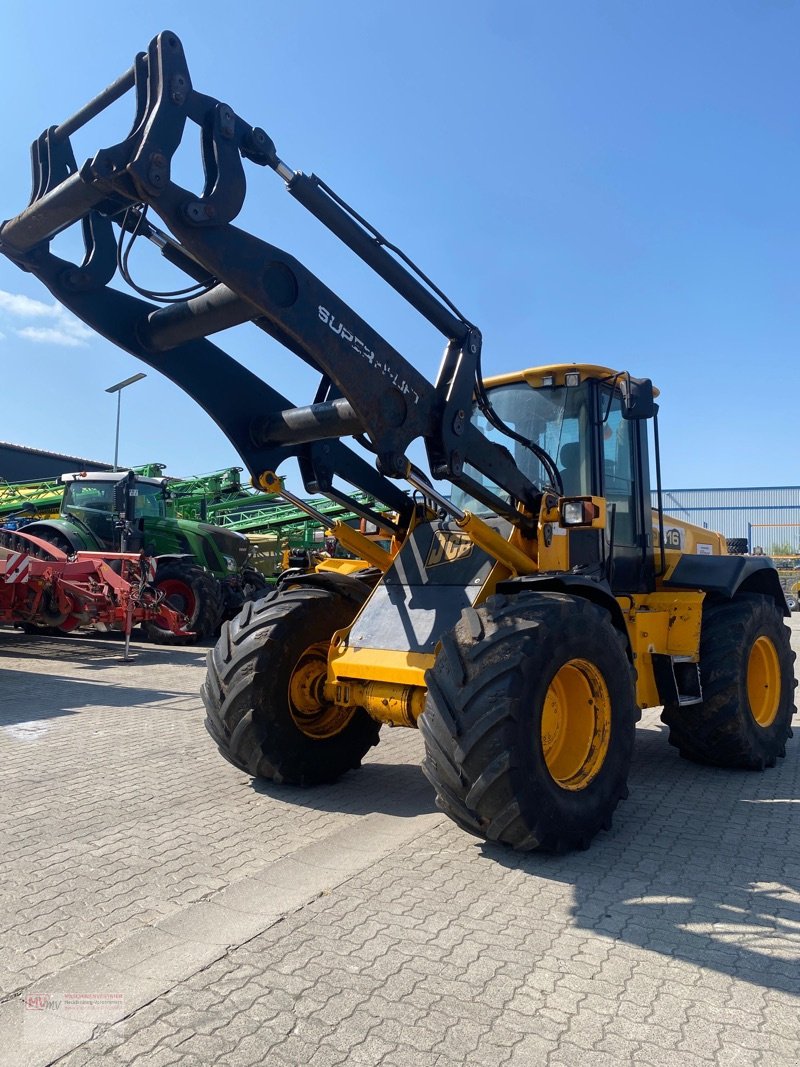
[0,30,543,533]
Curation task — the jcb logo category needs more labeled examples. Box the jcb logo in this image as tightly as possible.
[425,531,474,568]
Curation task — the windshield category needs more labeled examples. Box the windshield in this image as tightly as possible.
[63,480,167,520]
[451,382,593,512]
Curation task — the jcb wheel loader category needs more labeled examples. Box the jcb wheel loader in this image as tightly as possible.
[1,31,794,852]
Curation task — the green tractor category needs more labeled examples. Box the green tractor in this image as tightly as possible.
[20,470,267,642]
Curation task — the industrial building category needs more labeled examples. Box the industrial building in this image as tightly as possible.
[0,442,112,483]
[654,486,800,554]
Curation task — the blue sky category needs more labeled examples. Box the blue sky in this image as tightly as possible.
[1,1,798,493]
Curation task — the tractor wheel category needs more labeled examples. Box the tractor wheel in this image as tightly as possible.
[419,592,638,853]
[7,527,74,559]
[202,584,380,785]
[219,568,272,622]
[39,530,74,556]
[241,567,271,601]
[662,594,796,768]
[143,561,223,645]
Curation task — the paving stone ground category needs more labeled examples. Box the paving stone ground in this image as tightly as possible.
[1,616,798,1066]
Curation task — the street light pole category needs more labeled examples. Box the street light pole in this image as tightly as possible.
[105,372,147,471]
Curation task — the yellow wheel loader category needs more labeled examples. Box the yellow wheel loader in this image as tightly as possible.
[1,31,794,851]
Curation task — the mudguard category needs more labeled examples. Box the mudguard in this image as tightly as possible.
[20,519,96,553]
[496,572,630,644]
[277,569,374,606]
[664,555,789,616]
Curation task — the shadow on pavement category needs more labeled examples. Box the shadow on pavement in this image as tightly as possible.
[479,724,800,995]
[0,629,209,670]
[0,666,186,725]
[250,760,438,818]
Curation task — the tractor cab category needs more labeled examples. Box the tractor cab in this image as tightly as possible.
[61,471,170,548]
[453,364,658,594]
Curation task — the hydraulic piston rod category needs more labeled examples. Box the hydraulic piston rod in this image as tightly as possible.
[259,477,394,571]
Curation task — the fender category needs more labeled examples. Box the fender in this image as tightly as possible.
[21,519,96,553]
[153,553,197,568]
[664,555,789,616]
[277,569,376,606]
[494,573,630,650]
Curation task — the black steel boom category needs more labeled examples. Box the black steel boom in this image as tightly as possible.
[0,30,542,531]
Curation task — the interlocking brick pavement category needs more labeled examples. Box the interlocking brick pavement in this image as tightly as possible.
[0,632,427,1001]
[1,617,799,1066]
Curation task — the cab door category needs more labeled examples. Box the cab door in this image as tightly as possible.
[599,386,654,594]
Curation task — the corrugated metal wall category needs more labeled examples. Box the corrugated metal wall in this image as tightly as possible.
[0,442,112,482]
[651,486,800,551]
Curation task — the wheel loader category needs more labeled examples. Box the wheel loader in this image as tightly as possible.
[0,31,794,852]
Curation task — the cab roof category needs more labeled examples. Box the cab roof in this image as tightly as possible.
[60,471,168,488]
[484,363,660,396]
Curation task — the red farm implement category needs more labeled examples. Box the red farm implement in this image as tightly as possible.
[0,529,191,652]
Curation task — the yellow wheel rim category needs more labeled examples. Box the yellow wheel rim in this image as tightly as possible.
[541,658,612,790]
[747,636,781,728]
[288,641,354,740]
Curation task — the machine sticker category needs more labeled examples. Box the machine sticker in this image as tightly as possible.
[664,527,683,550]
[425,530,474,568]
[696,543,713,555]
[318,305,420,404]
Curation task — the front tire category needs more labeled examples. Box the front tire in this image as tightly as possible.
[419,593,638,853]
[662,594,796,768]
[202,584,380,785]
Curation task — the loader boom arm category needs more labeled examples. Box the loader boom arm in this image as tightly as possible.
[0,30,543,532]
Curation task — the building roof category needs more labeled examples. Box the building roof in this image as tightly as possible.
[0,441,112,468]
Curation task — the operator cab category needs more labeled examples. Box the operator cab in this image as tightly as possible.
[61,471,170,544]
[451,364,658,594]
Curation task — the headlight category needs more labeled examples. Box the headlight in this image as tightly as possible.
[222,554,237,572]
[560,497,605,528]
[562,500,587,525]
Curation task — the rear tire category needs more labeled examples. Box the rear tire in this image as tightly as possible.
[662,594,796,768]
[419,593,638,853]
[5,527,75,559]
[143,561,223,645]
[202,584,380,785]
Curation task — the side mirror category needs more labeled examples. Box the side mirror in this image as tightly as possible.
[621,376,657,420]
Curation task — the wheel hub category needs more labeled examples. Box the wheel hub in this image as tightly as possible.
[288,641,354,739]
[541,658,612,790]
[157,578,196,616]
[747,635,780,727]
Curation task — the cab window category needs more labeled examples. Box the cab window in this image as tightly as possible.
[601,391,637,545]
[452,381,594,512]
